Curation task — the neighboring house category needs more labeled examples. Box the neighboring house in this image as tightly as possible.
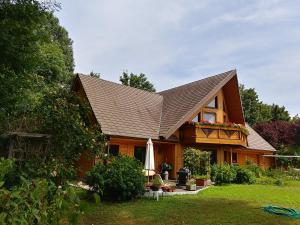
[74,70,275,178]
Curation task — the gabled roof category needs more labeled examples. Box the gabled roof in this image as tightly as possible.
[159,70,242,138]
[76,70,274,152]
[246,124,276,151]
[77,75,163,139]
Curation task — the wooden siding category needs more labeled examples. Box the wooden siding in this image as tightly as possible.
[188,89,227,124]
[110,138,180,178]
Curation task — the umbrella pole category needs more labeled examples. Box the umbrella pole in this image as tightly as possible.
[148,169,150,184]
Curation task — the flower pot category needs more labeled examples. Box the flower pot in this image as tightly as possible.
[151,185,161,191]
[186,184,196,191]
[196,179,208,187]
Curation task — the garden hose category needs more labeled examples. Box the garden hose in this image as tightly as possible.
[263,205,300,218]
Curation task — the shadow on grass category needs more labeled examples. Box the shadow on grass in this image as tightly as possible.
[78,195,300,225]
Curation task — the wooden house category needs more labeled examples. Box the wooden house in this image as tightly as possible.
[74,70,275,178]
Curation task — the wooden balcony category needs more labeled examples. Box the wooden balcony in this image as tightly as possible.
[180,123,248,146]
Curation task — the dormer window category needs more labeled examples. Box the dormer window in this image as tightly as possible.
[207,96,218,109]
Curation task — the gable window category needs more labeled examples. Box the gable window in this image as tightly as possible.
[108,145,119,156]
[207,96,218,108]
[134,146,146,164]
[192,113,200,122]
[203,112,216,123]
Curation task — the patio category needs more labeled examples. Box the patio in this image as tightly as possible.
[144,179,210,199]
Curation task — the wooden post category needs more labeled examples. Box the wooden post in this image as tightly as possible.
[230,148,233,165]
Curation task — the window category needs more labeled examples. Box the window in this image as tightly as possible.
[224,151,228,163]
[108,145,119,156]
[207,96,218,108]
[224,151,237,164]
[192,114,199,122]
[232,152,238,164]
[203,112,216,123]
[204,149,217,165]
[134,146,146,164]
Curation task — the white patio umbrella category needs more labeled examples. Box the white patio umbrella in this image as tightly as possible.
[145,138,155,184]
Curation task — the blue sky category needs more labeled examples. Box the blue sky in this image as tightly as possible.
[56,0,300,116]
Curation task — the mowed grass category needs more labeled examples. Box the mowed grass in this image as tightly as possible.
[79,181,300,225]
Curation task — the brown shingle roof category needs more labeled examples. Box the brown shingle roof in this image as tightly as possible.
[78,75,163,139]
[246,124,276,151]
[159,70,237,138]
[76,71,275,152]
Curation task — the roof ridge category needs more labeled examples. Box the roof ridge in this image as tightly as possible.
[158,69,236,94]
[77,73,161,97]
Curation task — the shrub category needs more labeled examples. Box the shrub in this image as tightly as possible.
[0,158,81,225]
[85,163,105,195]
[256,176,275,185]
[234,167,256,184]
[274,178,284,186]
[86,155,145,201]
[211,164,236,185]
[244,161,264,178]
[184,148,211,175]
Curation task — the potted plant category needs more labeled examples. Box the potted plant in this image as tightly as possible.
[151,174,163,191]
[193,174,210,187]
[161,162,173,180]
[186,178,196,191]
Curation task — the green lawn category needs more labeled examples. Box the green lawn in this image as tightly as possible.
[78,181,300,225]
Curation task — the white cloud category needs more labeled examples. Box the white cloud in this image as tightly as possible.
[56,0,300,115]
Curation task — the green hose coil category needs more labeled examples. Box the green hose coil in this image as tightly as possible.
[263,205,300,218]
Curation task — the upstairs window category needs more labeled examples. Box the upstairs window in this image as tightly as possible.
[203,112,216,123]
[192,113,200,122]
[207,96,218,109]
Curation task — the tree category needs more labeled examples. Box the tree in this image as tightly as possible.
[270,104,290,122]
[89,71,101,78]
[120,72,156,92]
[239,84,291,125]
[292,118,300,146]
[254,121,294,149]
[239,84,261,125]
[39,88,106,163]
[0,0,74,132]
[0,0,106,164]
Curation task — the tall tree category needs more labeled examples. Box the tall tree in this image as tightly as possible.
[120,72,156,92]
[239,84,261,125]
[0,0,74,132]
[0,0,106,165]
[270,104,290,122]
[239,84,290,125]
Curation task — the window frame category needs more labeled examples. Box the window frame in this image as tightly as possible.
[206,96,218,109]
[203,112,217,123]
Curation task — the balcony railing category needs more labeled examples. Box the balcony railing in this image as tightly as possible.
[180,122,248,146]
